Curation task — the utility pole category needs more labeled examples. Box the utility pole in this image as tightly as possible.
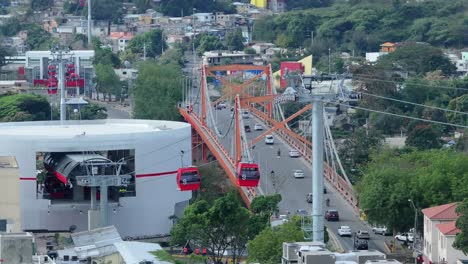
[87,0,91,45]
[51,46,72,123]
[328,48,331,74]
[291,75,337,242]
[143,43,147,61]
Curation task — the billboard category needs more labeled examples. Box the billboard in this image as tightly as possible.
[280,62,305,88]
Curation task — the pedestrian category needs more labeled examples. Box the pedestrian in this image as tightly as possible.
[277,148,281,157]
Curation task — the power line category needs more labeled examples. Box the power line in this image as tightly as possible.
[352,74,468,92]
[359,91,468,116]
[332,101,468,129]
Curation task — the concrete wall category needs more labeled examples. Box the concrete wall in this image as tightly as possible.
[0,156,21,232]
[0,120,192,238]
[0,233,33,264]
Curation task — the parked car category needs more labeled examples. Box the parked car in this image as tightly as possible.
[372,226,391,236]
[338,226,352,237]
[293,169,305,178]
[254,124,263,131]
[244,125,251,132]
[306,193,312,203]
[356,230,370,239]
[265,135,274,144]
[325,209,339,221]
[289,149,300,157]
[395,233,414,243]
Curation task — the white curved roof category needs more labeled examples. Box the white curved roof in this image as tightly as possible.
[0,119,189,138]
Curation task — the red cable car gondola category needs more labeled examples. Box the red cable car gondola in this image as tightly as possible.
[47,81,58,95]
[176,167,201,191]
[236,163,260,187]
[48,65,57,76]
[79,0,85,6]
[69,72,79,81]
[66,63,75,73]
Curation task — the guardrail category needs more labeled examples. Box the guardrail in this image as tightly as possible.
[249,110,359,213]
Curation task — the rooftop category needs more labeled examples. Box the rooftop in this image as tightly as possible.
[422,202,459,220]
[0,119,188,138]
[436,221,460,236]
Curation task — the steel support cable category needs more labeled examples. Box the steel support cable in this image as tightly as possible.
[323,109,352,187]
[359,91,468,116]
[236,96,253,163]
[323,110,336,175]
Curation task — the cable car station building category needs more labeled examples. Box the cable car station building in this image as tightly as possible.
[0,119,192,238]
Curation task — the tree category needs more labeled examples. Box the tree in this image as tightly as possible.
[91,0,123,22]
[158,48,184,66]
[338,128,384,183]
[30,0,53,11]
[93,38,121,67]
[171,192,252,264]
[0,94,51,121]
[405,124,441,150]
[376,43,456,76]
[225,28,244,51]
[133,61,182,121]
[94,64,121,101]
[447,94,468,126]
[195,33,224,55]
[358,149,468,233]
[0,17,21,36]
[23,24,53,50]
[247,217,304,264]
[68,103,108,120]
[454,199,468,254]
[128,29,167,58]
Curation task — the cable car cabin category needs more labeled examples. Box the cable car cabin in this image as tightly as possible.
[68,73,79,81]
[236,163,260,187]
[66,63,75,73]
[176,167,201,191]
[47,81,58,95]
[48,65,57,75]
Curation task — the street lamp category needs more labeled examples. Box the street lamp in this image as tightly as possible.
[328,48,331,74]
[408,199,418,264]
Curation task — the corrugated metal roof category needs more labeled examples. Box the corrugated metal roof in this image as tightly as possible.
[71,226,122,258]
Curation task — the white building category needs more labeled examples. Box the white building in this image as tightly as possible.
[0,119,192,238]
[422,202,468,264]
[365,52,388,63]
[194,13,216,23]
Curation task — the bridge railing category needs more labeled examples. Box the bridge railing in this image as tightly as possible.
[251,111,359,213]
[179,108,258,205]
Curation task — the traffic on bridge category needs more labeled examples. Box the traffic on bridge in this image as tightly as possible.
[177,63,389,252]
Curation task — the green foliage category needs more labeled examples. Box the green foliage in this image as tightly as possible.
[24,24,53,50]
[0,17,21,36]
[94,63,121,100]
[358,148,468,232]
[0,94,51,122]
[252,0,466,56]
[194,33,224,55]
[93,39,121,67]
[376,43,456,76]
[339,128,384,182]
[159,0,235,17]
[159,48,184,67]
[31,0,53,11]
[128,29,167,58]
[454,199,468,254]
[247,218,304,264]
[171,192,254,264]
[133,61,182,121]
[151,250,178,263]
[405,124,441,150]
[68,103,108,120]
[197,163,235,204]
[91,0,123,22]
[243,48,256,55]
[225,28,244,51]
[447,94,468,126]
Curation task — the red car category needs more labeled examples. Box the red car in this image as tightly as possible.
[325,209,339,221]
